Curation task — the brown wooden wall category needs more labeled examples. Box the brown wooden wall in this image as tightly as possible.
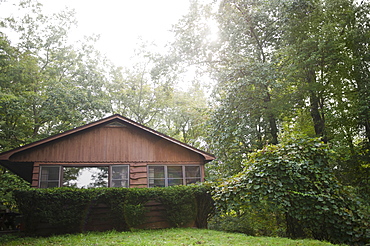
[10,124,204,163]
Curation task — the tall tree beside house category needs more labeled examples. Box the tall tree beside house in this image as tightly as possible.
[0,0,111,151]
[172,0,286,177]
[280,0,370,198]
[280,0,354,142]
[171,0,370,193]
[0,33,32,150]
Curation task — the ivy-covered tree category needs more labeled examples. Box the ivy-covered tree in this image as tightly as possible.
[213,138,369,245]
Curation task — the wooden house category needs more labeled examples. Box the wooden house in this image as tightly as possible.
[0,114,215,188]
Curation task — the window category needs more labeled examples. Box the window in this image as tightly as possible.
[148,165,201,187]
[63,167,108,188]
[40,166,61,188]
[39,165,129,188]
[111,165,129,187]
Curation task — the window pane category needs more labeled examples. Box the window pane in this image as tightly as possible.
[112,166,128,180]
[41,167,60,181]
[149,166,165,178]
[40,167,60,188]
[185,166,200,178]
[149,179,165,187]
[168,179,183,186]
[168,166,182,179]
[112,165,129,188]
[63,167,108,188]
[40,181,59,188]
[148,166,165,187]
[112,180,128,188]
[186,178,201,185]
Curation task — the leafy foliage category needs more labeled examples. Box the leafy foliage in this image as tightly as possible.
[0,167,29,211]
[0,2,110,152]
[213,138,369,245]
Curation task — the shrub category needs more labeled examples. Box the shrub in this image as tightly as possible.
[213,138,370,245]
[13,185,214,235]
[13,188,97,234]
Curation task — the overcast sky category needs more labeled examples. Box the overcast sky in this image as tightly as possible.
[1,0,191,66]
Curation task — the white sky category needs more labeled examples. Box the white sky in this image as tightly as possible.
[0,0,191,67]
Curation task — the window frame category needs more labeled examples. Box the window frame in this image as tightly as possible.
[147,165,202,188]
[38,164,130,188]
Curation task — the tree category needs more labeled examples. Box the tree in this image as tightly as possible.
[200,0,285,176]
[107,42,212,151]
[0,0,110,151]
[280,0,370,198]
[157,81,210,148]
[107,48,174,127]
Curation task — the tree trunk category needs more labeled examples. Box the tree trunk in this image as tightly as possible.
[268,113,279,144]
[307,69,327,142]
[285,213,305,239]
[264,86,279,145]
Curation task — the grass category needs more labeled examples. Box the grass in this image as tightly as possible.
[0,228,339,246]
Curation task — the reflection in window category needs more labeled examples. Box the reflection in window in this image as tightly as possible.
[63,167,108,188]
[168,166,183,186]
[185,166,201,185]
[111,165,129,187]
[148,165,201,187]
[39,165,129,188]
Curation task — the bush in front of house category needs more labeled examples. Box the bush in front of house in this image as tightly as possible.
[212,138,370,245]
[12,184,214,235]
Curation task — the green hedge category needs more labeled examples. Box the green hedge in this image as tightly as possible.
[13,185,215,235]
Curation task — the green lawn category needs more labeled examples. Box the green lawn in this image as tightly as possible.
[0,228,339,246]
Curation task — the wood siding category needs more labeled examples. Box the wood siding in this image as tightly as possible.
[10,124,204,164]
[130,163,147,188]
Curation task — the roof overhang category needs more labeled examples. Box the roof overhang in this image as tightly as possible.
[0,160,33,183]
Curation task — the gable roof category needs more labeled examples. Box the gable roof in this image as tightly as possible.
[0,114,215,162]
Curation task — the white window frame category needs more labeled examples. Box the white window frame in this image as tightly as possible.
[39,165,130,188]
[147,165,202,188]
